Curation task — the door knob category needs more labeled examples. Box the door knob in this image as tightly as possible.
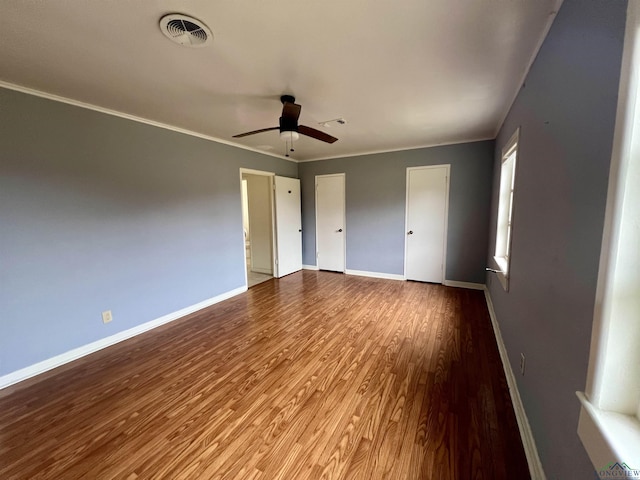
[298,229,302,232]
[407,230,413,235]
[337,228,343,232]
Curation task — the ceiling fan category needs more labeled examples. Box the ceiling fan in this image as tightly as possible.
[233,95,338,151]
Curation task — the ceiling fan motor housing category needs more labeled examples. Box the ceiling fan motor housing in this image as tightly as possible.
[279,116,298,133]
[232,93,338,145]
[279,95,298,133]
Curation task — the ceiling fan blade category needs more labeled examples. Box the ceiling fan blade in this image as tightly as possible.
[232,126,279,138]
[298,125,339,144]
[282,102,302,122]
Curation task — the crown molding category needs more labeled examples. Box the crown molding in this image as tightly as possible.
[0,80,296,163]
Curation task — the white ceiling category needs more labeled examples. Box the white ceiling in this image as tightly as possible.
[0,1,561,162]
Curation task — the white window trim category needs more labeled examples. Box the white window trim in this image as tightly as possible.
[493,128,519,291]
[577,1,640,471]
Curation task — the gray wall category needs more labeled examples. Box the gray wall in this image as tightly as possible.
[299,141,494,283]
[486,0,627,478]
[0,87,296,375]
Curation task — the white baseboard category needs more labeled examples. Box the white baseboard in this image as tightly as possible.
[345,269,405,281]
[484,288,547,480]
[0,285,247,390]
[302,264,319,271]
[443,280,485,290]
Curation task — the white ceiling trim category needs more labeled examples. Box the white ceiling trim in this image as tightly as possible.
[298,136,496,163]
[2,79,498,165]
[2,0,561,171]
[0,1,563,162]
[493,0,564,138]
[0,80,294,163]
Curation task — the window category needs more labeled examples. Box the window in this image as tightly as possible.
[578,1,640,471]
[494,128,519,290]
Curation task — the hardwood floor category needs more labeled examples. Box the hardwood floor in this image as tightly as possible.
[0,271,529,479]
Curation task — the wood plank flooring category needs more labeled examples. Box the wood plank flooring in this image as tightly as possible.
[0,271,529,479]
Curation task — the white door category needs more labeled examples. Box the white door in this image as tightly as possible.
[274,176,302,277]
[405,166,449,283]
[316,174,345,272]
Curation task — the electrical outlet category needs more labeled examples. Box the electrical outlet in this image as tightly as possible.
[102,310,113,324]
[520,353,526,376]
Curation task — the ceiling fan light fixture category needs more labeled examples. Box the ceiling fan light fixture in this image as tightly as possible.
[280,131,299,142]
[233,95,338,144]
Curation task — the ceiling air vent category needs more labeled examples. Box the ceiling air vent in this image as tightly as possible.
[159,14,213,48]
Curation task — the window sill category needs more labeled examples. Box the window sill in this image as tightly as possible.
[577,392,640,472]
[493,256,509,291]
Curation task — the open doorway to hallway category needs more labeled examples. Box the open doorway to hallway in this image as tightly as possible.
[241,170,275,288]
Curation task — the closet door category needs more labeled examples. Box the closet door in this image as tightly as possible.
[316,174,346,272]
[405,166,449,283]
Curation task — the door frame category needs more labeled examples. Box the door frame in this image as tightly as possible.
[239,168,277,286]
[315,173,346,272]
[403,165,451,283]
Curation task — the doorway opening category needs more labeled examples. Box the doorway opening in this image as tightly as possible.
[241,169,276,288]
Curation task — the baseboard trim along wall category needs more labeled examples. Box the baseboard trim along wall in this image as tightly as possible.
[345,269,405,281]
[484,288,547,480]
[305,268,485,287]
[443,280,485,290]
[0,285,248,391]
[303,265,403,280]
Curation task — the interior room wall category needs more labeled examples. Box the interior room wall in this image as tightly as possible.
[298,141,495,283]
[485,0,628,477]
[0,87,296,377]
